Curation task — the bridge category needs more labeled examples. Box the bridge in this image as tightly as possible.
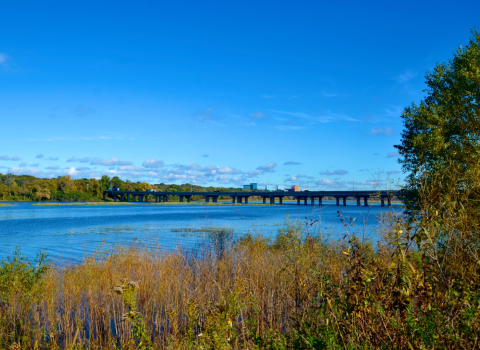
[103,190,397,206]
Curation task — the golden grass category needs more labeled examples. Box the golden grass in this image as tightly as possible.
[0,221,345,349]
[0,204,12,207]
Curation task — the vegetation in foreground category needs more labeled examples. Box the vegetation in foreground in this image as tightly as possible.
[1,174,479,350]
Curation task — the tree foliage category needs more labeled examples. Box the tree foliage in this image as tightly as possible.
[0,173,242,202]
[395,29,480,211]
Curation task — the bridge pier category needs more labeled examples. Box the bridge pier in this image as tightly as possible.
[304,197,308,205]
[380,197,385,207]
[336,197,339,206]
[205,196,210,203]
[237,197,242,204]
[270,197,275,205]
[319,196,323,206]
[364,197,368,206]
[279,197,283,205]
[179,195,184,203]
[213,196,218,203]
[343,197,347,206]
[244,197,248,204]
[357,197,361,206]
[311,197,315,205]
[297,197,301,205]
[232,196,236,204]
[187,195,192,203]
[387,196,392,207]
[263,197,267,204]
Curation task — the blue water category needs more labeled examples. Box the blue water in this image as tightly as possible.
[0,201,401,262]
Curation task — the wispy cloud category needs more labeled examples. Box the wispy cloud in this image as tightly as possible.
[90,157,133,166]
[256,163,277,173]
[203,154,209,157]
[47,156,59,161]
[284,161,301,165]
[387,152,400,158]
[46,166,60,170]
[195,108,217,122]
[67,157,91,163]
[142,159,164,168]
[321,90,337,97]
[0,155,20,161]
[249,112,269,119]
[275,125,307,131]
[73,105,96,117]
[319,169,348,176]
[36,154,44,159]
[365,126,395,136]
[395,69,417,83]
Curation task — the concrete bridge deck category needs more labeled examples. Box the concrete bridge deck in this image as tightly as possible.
[103,190,397,206]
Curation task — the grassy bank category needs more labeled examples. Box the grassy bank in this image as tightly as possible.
[1,206,479,350]
[33,202,135,206]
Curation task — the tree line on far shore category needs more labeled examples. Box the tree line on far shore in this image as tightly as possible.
[0,173,244,202]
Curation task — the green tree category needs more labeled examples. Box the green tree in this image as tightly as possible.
[100,175,111,191]
[395,29,480,212]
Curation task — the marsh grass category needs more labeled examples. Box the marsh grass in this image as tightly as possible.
[0,204,11,207]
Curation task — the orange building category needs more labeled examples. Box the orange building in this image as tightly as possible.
[292,185,299,192]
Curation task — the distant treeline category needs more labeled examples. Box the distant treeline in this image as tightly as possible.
[0,173,243,202]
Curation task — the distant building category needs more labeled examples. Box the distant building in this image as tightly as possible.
[243,183,258,190]
[285,185,300,192]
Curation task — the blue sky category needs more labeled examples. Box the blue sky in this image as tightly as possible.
[1,1,478,189]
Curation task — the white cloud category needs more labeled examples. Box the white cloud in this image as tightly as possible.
[275,125,307,131]
[195,108,217,122]
[0,53,8,64]
[319,169,348,176]
[284,161,301,165]
[0,155,21,161]
[73,105,96,117]
[256,162,276,173]
[387,152,400,158]
[142,159,164,168]
[249,112,269,119]
[36,154,44,159]
[395,69,417,83]
[217,166,242,174]
[366,126,394,136]
[91,157,133,166]
[67,156,91,163]
[316,178,346,189]
[19,162,27,167]
[118,166,145,171]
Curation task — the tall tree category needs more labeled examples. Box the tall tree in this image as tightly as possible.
[395,30,480,211]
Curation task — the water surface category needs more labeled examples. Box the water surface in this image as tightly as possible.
[0,201,401,261]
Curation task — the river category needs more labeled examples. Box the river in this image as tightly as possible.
[0,201,401,262]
